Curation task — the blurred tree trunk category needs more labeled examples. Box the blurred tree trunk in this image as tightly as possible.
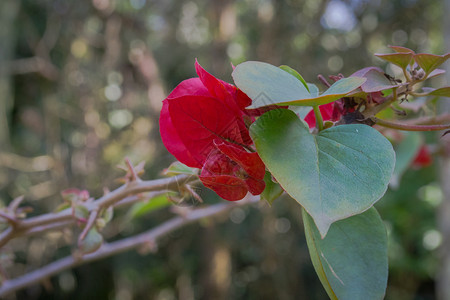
[437,0,450,298]
[0,0,20,152]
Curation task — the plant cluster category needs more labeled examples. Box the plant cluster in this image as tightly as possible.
[1,46,449,298]
[159,45,449,298]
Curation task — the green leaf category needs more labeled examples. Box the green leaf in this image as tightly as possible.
[427,69,446,79]
[390,132,421,189]
[74,205,89,221]
[306,77,365,104]
[54,202,70,213]
[232,61,311,108]
[414,53,450,76]
[163,161,198,176]
[128,193,174,219]
[260,172,284,206]
[389,45,414,53]
[232,61,365,108]
[374,52,413,70]
[303,207,388,300]
[250,109,395,237]
[277,77,366,107]
[79,227,103,254]
[289,106,313,119]
[350,67,398,93]
[279,65,310,92]
[307,83,320,97]
[101,206,114,224]
[428,87,450,97]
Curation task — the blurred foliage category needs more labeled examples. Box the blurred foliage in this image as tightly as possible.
[0,0,447,299]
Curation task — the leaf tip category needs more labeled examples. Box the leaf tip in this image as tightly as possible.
[315,218,332,239]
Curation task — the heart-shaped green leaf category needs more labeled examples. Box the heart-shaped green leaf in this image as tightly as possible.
[232,61,365,108]
[250,109,395,236]
[303,207,388,300]
[232,61,311,108]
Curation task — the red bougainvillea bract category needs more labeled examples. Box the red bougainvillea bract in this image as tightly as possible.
[159,61,266,201]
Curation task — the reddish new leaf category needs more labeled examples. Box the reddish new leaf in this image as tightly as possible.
[389,45,414,53]
[61,188,90,203]
[351,66,384,77]
[350,67,399,93]
[427,69,446,79]
[428,87,450,97]
[414,53,450,76]
[374,52,413,70]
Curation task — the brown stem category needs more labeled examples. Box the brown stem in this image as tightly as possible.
[0,174,196,248]
[317,74,331,88]
[405,114,450,125]
[373,117,450,131]
[0,196,259,297]
[124,158,141,182]
[24,221,73,237]
[0,212,18,226]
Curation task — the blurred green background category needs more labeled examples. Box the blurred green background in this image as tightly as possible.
[0,0,449,299]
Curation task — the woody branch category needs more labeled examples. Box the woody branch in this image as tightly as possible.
[0,195,259,297]
[0,172,195,248]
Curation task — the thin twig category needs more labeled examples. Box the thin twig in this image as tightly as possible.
[0,196,259,297]
[124,158,142,182]
[317,74,331,88]
[0,174,195,248]
[114,192,166,208]
[0,212,18,226]
[24,221,73,237]
[373,117,450,131]
[78,210,99,243]
[405,114,450,126]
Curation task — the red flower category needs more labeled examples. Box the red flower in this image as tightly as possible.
[159,60,265,201]
[412,145,433,168]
